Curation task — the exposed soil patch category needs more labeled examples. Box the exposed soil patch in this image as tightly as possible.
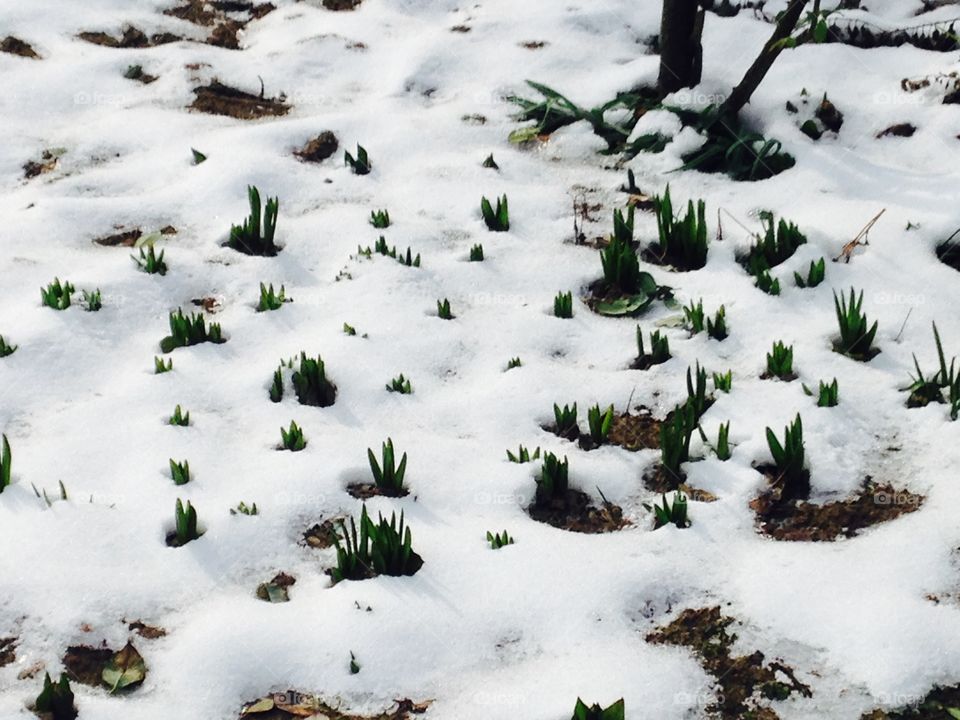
[862,684,960,718]
[609,409,660,451]
[877,123,917,139]
[647,606,812,718]
[239,693,429,719]
[936,241,960,272]
[190,80,289,119]
[0,638,16,667]
[124,64,158,84]
[823,21,960,53]
[543,422,579,442]
[346,483,410,500]
[751,477,923,542]
[322,0,363,9]
[93,228,142,247]
[62,645,113,686]
[127,620,167,639]
[1,36,39,58]
[302,517,342,549]
[78,26,182,48]
[23,150,61,180]
[519,40,547,49]
[164,1,276,48]
[294,131,339,163]
[527,488,627,534]
[760,371,798,382]
[208,19,244,49]
[643,464,686,493]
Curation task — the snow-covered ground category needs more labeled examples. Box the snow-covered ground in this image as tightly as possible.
[2,0,960,718]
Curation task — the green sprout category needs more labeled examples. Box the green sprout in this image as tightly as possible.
[469,244,484,261]
[833,288,879,360]
[34,672,76,720]
[331,505,422,581]
[803,378,839,407]
[572,697,625,720]
[159,309,224,353]
[535,452,569,506]
[587,404,614,444]
[368,438,407,494]
[636,327,670,368]
[41,278,74,310]
[133,245,167,275]
[169,405,190,426]
[0,434,11,492]
[554,291,573,318]
[712,369,732,393]
[169,459,190,485]
[231,501,259,516]
[386,374,412,394]
[486,530,514,549]
[741,211,806,272]
[0,335,17,357]
[173,498,202,546]
[553,402,578,438]
[280,421,307,451]
[228,185,280,256]
[755,269,781,295]
[154,356,173,374]
[506,357,522,370]
[257,283,288,312]
[369,209,390,228]
[765,413,808,500]
[481,194,510,231]
[437,298,454,319]
[660,403,696,482]
[645,490,690,529]
[715,421,731,460]
[269,366,284,402]
[651,185,708,270]
[292,352,336,407]
[81,289,102,311]
[765,341,795,379]
[794,258,826,288]
[506,445,540,463]
[345,144,371,175]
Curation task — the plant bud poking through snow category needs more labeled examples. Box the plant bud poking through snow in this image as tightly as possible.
[480,194,509,231]
[0,335,16,358]
[256,283,287,312]
[159,309,224,353]
[344,144,371,175]
[132,245,167,275]
[833,288,879,361]
[795,258,826,288]
[645,490,690,529]
[279,421,306,451]
[228,186,280,257]
[764,414,809,501]
[650,185,708,271]
[553,291,573,318]
[0,434,11,492]
[486,530,514,549]
[369,209,390,228]
[34,672,77,720]
[368,438,407,495]
[572,697,625,720]
[41,278,74,310]
[330,504,422,582]
[170,499,202,547]
[291,352,337,407]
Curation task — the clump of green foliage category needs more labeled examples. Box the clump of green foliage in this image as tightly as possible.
[554,291,573,318]
[535,452,569,506]
[765,341,795,379]
[169,459,190,485]
[0,335,16,357]
[469,244,484,261]
[133,245,167,275]
[755,269,781,295]
[795,258,826,288]
[635,327,670,368]
[507,445,540,463]
[713,370,732,393]
[572,697,625,720]
[833,288,879,360]
[683,300,726,340]
[368,438,407,495]
[228,186,279,256]
[154,356,172,374]
[41,278,74,310]
[34,672,77,720]
[600,207,640,291]
[369,209,390,228]
[345,144,371,175]
[553,403,578,438]
[659,403,696,482]
[437,298,454,319]
[804,378,839,407]
[280,421,306,451]
[257,283,288,312]
[231,501,258,516]
[487,530,514,549]
[481,194,510,231]
[169,405,190,426]
[587,404,614,444]
[506,357,522,370]
[741,212,806,273]
[269,366,284,402]
[160,309,224,353]
[714,421,732,460]
[292,352,337,407]
[81,289,102,311]
[331,505,422,581]
[765,413,809,500]
[685,362,712,421]
[646,490,690,529]
[173,499,202,546]
[387,374,412,394]
[903,324,960,417]
[650,186,708,270]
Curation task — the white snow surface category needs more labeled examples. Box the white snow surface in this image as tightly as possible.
[2,0,960,718]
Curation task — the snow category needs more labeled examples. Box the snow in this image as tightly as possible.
[2,0,960,718]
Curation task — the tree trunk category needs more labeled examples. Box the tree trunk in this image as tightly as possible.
[657,0,704,94]
[719,0,809,117]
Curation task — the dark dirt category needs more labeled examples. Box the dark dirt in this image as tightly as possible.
[861,684,960,718]
[643,464,686,493]
[647,606,812,718]
[207,20,244,49]
[238,694,429,719]
[1,36,39,58]
[23,150,59,179]
[937,241,960,272]
[519,40,547,49]
[544,422,579,443]
[256,571,296,602]
[303,517,343,549]
[322,0,363,9]
[0,638,15,667]
[609,410,661,451]
[346,483,410,500]
[190,80,289,119]
[816,97,844,133]
[79,26,182,48]
[877,123,917,138]
[62,645,113,686]
[294,132,339,162]
[751,475,923,542]
[528,488,627,534]
[125,65,158,84]
[823,22,960,53]
[127,620,167,639]
[93,228,142,247]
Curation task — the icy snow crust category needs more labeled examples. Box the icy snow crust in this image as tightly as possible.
[1,0,960,718]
